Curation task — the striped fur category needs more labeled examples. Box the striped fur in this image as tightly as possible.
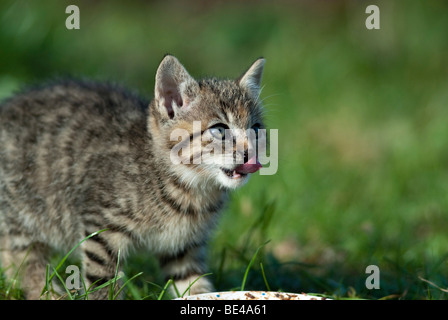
[0,55,265,299]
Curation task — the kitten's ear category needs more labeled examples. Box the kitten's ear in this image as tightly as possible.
[237,58,265,98]
[154,55,198,119]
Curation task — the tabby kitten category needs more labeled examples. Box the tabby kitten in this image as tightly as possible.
[0,55,265,299]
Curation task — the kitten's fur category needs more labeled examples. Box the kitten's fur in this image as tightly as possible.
[0,55,265,299]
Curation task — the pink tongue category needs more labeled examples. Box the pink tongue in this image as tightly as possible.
[235,156,263,174]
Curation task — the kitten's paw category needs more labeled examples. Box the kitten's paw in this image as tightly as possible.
[171,274,214,298]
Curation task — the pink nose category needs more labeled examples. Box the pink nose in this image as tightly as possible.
[235,156,263,174]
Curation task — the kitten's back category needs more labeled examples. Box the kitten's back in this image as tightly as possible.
[0,79,150,248]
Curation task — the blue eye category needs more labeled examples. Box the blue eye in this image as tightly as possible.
[209,124,228,140]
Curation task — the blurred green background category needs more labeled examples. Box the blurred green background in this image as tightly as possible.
[1,0,447,299]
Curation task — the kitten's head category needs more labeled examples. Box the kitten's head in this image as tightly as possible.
[149,55,265,190]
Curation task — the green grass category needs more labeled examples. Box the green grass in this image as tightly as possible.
[1,0,448,300]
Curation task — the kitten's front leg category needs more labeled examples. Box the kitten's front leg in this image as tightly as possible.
[81,234,121,300]
[158,243,214,298]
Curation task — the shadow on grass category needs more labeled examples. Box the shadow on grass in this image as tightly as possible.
[208,250,448,300]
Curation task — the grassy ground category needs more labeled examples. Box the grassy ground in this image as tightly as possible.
[1,0,447,300]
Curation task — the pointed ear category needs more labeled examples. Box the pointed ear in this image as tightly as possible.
[154,55,198,119]
[237,58,265,98]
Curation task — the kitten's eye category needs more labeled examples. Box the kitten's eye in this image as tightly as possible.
[209,124,228,140]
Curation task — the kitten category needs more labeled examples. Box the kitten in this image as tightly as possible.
[0,55,265,299]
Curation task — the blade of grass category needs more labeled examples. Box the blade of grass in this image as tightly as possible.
[241,202,275,255]
[113,272,143,300]
[419,276,448,293]
[85,274,125,295]
[43,263,51,300]
[41,228,108,296]
[260,262,271,291]
[180,273,213,298]
[79,270,89,300]
[5,245,32,299]
[171,278,180,298]
[215,246,227,288]
[157,278,173,300]
[109,248,121,300]
[125,278,143,300]
[241,240,270,291]
[53,267,73,300]
[145,280,173,300]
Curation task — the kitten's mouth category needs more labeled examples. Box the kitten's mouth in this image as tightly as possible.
[221,168,247,179]
[221,156,263,179]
